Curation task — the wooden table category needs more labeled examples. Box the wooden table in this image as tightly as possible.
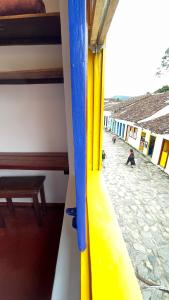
[0,176,46,227]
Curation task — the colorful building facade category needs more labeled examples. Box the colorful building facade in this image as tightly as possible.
[105,93,169,175]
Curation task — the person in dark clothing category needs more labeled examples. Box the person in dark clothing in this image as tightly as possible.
[112,136,116,143]
[126,149,136,167]
[102,150,106,168]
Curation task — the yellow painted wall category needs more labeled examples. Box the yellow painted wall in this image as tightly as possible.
[160,152,168,168]
[87,171,143,300]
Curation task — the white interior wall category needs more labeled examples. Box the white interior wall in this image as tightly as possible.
[0,0,68,204]
[0,84,68,203]
[0,85,67,152]
[0,45,62,71]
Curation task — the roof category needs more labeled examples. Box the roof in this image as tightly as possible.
[140,114,169,134]
[105,92,169,134]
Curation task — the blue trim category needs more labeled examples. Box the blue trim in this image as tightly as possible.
[122,124,125,138]
[68,0,87,251]
[119,123,122,136]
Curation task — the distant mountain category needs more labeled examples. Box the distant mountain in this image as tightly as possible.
[112,95,130,101]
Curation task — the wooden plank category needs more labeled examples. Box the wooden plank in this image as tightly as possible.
[0,68,63,84]
[98,0,119,45]
[90,0,105,46]
[0,152,69,171]
[0,12,61,45]
[89,0,119,48]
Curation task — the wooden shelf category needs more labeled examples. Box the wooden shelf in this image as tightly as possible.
[0,68,63,84]
[0,12,61,45]
[0,152,69,172]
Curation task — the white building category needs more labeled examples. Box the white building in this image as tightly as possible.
[107,92,169,174]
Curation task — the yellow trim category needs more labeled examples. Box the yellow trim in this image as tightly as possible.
[81,212,92,300]
[93,53,102,170]
[87,50,94,171]
[81,46,142,300]
[87,49,104,171]
[87,171,143,300]
[99,49,105,169]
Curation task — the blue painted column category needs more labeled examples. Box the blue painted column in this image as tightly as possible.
[68,0,87,251]
[113,121,116,133]
[117,122,119,135]
[122,124,125,138]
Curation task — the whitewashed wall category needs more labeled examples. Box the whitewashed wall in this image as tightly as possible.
[127,127,142,150]
[151,135,163,165]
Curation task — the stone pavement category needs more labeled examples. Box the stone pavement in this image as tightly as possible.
[103,131,169,300]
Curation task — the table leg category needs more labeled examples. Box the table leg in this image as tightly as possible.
[0,208,5,228]
[33,195,42,226]
[6,198,14,213]
[40,185,47,215]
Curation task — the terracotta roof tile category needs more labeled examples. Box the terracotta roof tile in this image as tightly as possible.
[104,92,169,134]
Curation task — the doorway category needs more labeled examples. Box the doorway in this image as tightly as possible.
[159,139,169,168]
[148,135,156,157]
[139,131,146,152]
[125,125,130,142]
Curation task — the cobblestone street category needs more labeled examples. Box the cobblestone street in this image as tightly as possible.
[103,132,169,300]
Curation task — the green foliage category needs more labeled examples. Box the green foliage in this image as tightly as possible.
[156,48,169,77]
[154,85,169,94]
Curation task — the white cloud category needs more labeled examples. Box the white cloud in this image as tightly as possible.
[105,0,169,98]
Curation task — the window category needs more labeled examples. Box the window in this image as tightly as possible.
[129,127,138,139]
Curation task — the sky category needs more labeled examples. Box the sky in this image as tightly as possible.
[105,0,169,98]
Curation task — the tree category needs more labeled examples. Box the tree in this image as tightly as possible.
[156,48,169,77]
[154,85,169,94]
